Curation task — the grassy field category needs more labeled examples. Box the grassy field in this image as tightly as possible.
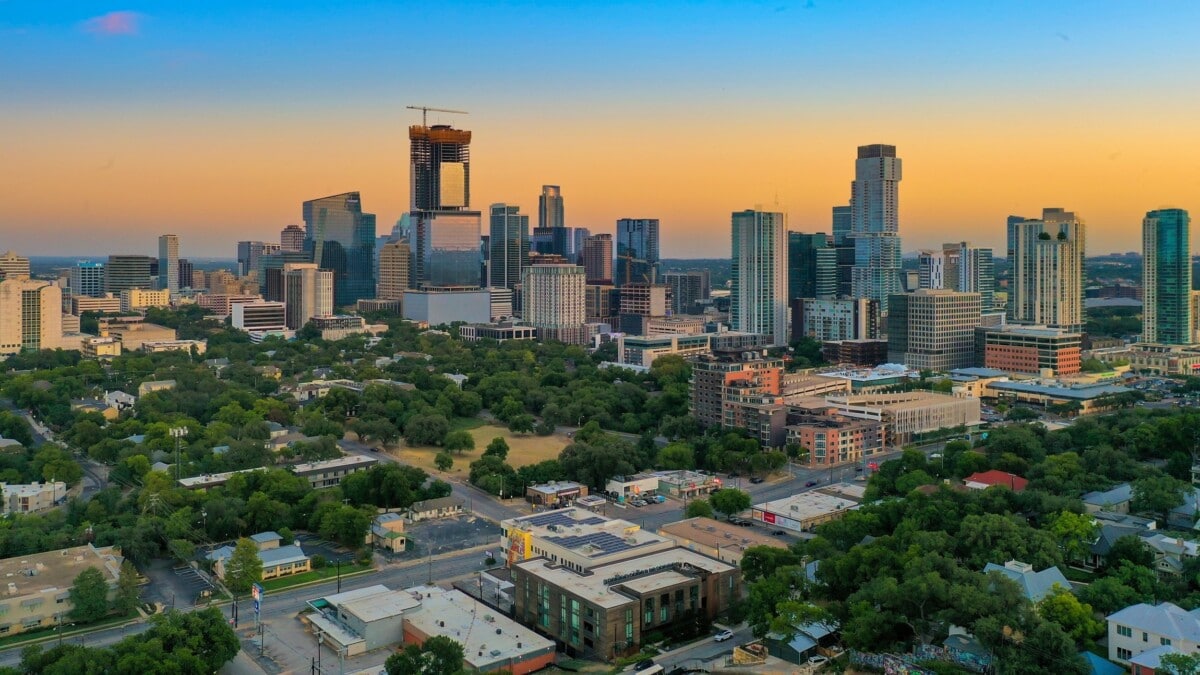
[395,423,570,473]
[259,563,373,592]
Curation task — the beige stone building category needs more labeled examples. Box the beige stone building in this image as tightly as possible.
[0,544,123,637]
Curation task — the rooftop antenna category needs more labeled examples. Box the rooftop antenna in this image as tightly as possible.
[406,105,469,127]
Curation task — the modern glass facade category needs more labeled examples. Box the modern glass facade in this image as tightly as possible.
[539,185,564,230]
[850,144,903,314]
[615,218,660,286]
[787,232,837,300]
[832,205,852,246]
[415,211,483,288]
[731,210,788,346]
[1143,208,1192,344]
[489,204,529,289]
[70,262,105,298]
[302,192,377,306]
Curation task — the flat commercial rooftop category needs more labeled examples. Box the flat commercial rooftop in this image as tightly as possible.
[402,586,554,670]
[505,508,672,559]
[755,492,859,521]
[0,544,121,598]
[658,517,785,554]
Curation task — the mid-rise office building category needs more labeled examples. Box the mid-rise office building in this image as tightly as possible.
[376,239,411,300]
[690,349,783,428]
[581,234,614,284]
[0,544,123,637]
[791,297,879,342]
[618,283,669,335]
[538,185,564,230]
[196,293,262,317]
[0,278,64,355]
[280,224,305,252]
[401,288,491,325]
[586,284,619,324]
[888,289,982,372]
[731,209,787,346]
[522,263,587,345]
[787,232,836,300]
[1008,208,1086,332]
[918,242,996,310]
[664,270,711,315]
[832,204,852,246]
[119,288,170,313]
[488,203,529,289]
[158,234,179,294]
[0,251,30,280]
[237,241,281,278]
[303,192,376,306]
[978,325,1082,376]
[69,261,105,298]
[70,295,121,316]
[282,263,334,330]
[615,218,660,286]
[1143,208,1192,345]
[850,144,903,314]
[231,301,287,332]
[105,255,155,294]
[177,259,193,289]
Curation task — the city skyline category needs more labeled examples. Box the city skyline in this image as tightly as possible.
[3,2,1199,257]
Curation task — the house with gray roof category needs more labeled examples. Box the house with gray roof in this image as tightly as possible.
[1141,533,1200,576]
[1107,601,1200,666]
[207,531,310,583]
[982,560,1070,602]
[1082,483,1133,514]
[1168,488,1200,530]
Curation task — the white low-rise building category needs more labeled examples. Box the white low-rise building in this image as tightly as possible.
[1107,602,1200,666]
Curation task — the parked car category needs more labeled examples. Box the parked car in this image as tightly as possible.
[713,629,734,642]
[805,480,818,487]
[771,530,786,536]
[749,476,765,484]
[808,655,829,667]
[634,659,656,671]
[854,466,863,472]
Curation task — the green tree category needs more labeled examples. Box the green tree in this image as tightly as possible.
[483,437,509,460]
[1047,511,1100,563]
[656,442,695,470]
[224,538,263,596]
[168,539,196,564]
[1160,652,1200,675]
[1132,475,1190,523]
[114,560,141,616]
[1038,586,1103,643]
[404,413,450,446]
[443,430,475,455]
[684,500,714,519]
[710,489,752,520]
[507,414,535,434]
[384,634,465,675]
[69,567,110,623]
[434,451,454,471]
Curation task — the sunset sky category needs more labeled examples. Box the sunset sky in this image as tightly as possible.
[2,1,1199,258]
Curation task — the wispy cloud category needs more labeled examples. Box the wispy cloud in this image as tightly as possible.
[82,11,142,37]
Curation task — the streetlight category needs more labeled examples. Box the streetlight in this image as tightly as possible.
[169,427,189,481]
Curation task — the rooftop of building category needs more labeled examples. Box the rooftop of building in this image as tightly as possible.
[526,481,586,496]
[505,508,671,558]
[817,364,919,382]
[982,560,1069,602]
[208,543,308,567]
[1106,602,1200,642]
[985,380,1133,400]
[0,544,122,598]
[964,470,1028,492]
[290,455,378,475]
[983,325,1082,338]
[333,585,422,623]
[401,585,554,667]
[514,548,736,609]
[658,517,785,554]
[949,367,1009,379]
[754,491,860,519]
[829,390,971,410]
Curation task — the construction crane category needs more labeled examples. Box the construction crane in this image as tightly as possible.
[406,105,469,127]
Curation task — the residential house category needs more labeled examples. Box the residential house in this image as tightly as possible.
[1168,488,1200,530]
[1141,533,1199,576]
[1079,651,1124,675]
[267,432,319,452]
[1083,483,1134,514]
[766,620,840,665]
[137,379,176,397]
[963,470,1028,493]
[1106,601,1200,667]
[204,357,231,372]
[981,560,1069,602]
[70,400,119,421]
[407,496,464,522]
[1087,517,1156,570]
[104,390,137,411]
[367,513,408,553]
[207,531,311,582]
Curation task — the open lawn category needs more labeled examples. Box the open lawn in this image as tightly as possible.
[395,423,570,473]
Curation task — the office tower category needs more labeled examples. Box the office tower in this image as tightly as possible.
[570,227,590,260]
[522,263,587,344]
[586,284,619,324]
[581,234,614,284]
[615,218,660,286]
[280,225,305,252]
[787,232,837,300]
[377,240,411,300]
[1143,208,1192,344]
[105,255,154,294]
[834,243,855,298]
[530,226,569,258]
[618,283,669,334]
[258,250,312,299]
[157,234,179,294]
[849,144,903,314]
[0,251,30,280]
[237,241,281,278]
[888,289,982,371]
[832,205,852,246]
[282,263,334,330]
[1006,215,1025,265]
[191,269,207,290]
[177,260,193,289]
[488,204,529,289]
[918,242,994,309]
[408,124,480,288]
[303,192,376,305]
[0,277,63,354]
[538,185,564,230]
[731,209,787,346]
[791,298,879,342]
[664,271,710,315]
[1008,208,1086,332]
[70,262,105,298]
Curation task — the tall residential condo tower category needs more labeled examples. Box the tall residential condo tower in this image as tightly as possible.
[731,209,788,346]
[1008,208,1086,332]
[917,242,996,310]
[157,234,179,295]
[850,144,903,314]
[581,234,614,284]
[302,192,377,306]
[615,218,660,286]
[1143,208,1192,344]
[488,203,530,289]
[409,124,481,288]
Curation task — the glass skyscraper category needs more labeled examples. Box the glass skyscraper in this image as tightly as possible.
[731,209,788,346]
[409,124,481,288]
[787,232,837,300]
[615,218,660,286]
[849,144,903,314]
[302,192,377,306]
[488,204,529,289]
[1143,208,1192,344]
[70,261,105,298]
[538,185,564,230]
[832,205,852,246]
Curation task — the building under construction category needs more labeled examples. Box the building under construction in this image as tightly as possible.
[408,123,482,288]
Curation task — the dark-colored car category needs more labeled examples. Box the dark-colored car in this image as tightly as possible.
[635,659,656,671]
[771,530,786,536]
[750,476,765,484]
[805,480,818,487]
[854,466,863,472]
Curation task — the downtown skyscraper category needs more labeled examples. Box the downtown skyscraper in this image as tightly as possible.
[1008,208,1086,332]
[538,185,564,230]
[787,232,837,300]
[849,144,903,314]
[731,209,787,346]
[917,242,996,310]
[302,192,376,306]
[615,218,660,286]
[158,234,179,295]
[488,203,529,289]
[409,123,481,288]
[1143,208,1192,344]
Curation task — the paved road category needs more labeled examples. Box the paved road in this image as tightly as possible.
[649,623,754,672]
[0,398,108,501]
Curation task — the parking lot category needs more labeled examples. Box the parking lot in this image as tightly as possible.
[142,558,216,609]
[403,515,501,558]
[295,533,356,563]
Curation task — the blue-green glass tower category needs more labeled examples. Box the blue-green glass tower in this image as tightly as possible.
[1143,208,1192,344]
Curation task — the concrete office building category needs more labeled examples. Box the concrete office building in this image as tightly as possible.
[280,224,305,252]
[657,517,785,566]
[0,278,64,355]
[0,251,30,280]
[119,288,170,313]
[1008,208,1086,332]
[489,203,530,289]
[1143,208,1192,345]
[791,297,879,342]
[888,289,982,372]
[158,234,179,294]
[0,544,123,637]
[376,239,411,300]
[849,144,903,314]
[69,261,105,298]
[618,283,669,335]
[104,255,155,294]
[522,263,587,345]
[788,232,837,300]
[731,210,787,346]
[282,263,334,330]
[823,391,981,444]
[582,234,614,284]
[303,192,376,305]
[664,270,711,315]
[70,295,121,316]
[402,288,491,325]
[615,218,660,286]
[978,325,1082,376]
[231,301,287,332]
[918,242,996,310]
[196,293,263,317]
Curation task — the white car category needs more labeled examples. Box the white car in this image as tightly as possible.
[713,629,734,642]
[808,655,829,668]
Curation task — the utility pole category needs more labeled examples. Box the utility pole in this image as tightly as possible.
[169,426,188,481]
